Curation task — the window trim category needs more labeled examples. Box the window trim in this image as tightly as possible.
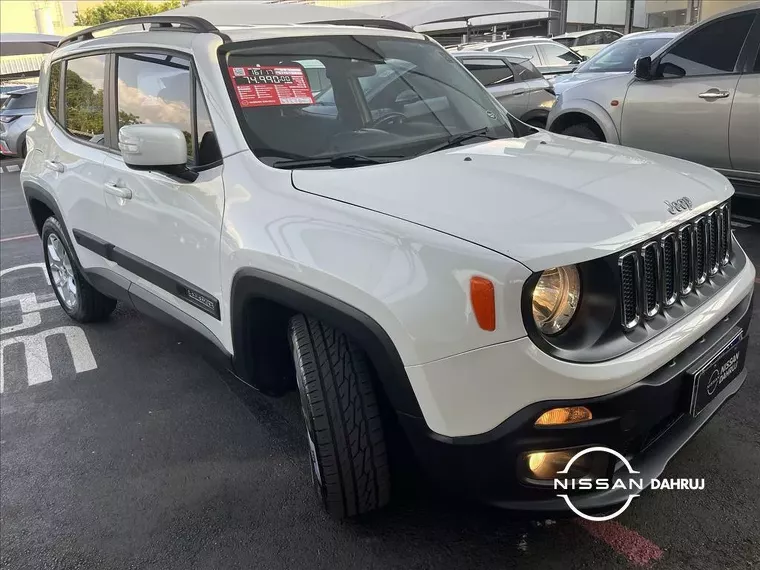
[110,47,221,170]
[460,57,515,87]
[56,51,113,154]
[651,10,759,80]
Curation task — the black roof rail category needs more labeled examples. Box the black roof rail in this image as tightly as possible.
[311,19,415,33]
[57,15,218,48]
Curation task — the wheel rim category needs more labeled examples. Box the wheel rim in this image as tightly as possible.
[47,234,78,309]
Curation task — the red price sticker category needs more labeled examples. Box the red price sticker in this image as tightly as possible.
[229,65,315,108]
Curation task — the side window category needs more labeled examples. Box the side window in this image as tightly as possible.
[63,54,106,145]
[578,33,599,47]
[48,61,61,118]
[755,46,760,73]
[498,45,540,64]
[658,13,754,77]
[462,58,514,86]
[604,31,622,44]
[510,60,543,81]
[538,44,583,66]
[116,53,194,164]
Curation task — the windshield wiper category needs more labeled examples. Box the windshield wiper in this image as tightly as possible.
[418,128,502,157]
[272,154,401,169]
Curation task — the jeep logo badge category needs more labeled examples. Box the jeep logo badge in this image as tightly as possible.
[664,197,693,215]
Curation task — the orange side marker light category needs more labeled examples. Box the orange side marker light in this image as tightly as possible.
[470,276,496,331]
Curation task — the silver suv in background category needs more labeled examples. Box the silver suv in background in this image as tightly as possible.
[453,52,556,127]
[552,30,682,94]
[0,86,37,158]
[548,4,760,199]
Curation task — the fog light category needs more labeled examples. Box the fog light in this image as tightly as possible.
[524,449,599,480]
[535,406,592,426]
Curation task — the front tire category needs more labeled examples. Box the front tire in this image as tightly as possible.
[560,122,602,141]
[288,314,390,518]
[42,217,116,322]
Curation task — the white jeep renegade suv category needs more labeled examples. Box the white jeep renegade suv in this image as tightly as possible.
[21,15,755,518]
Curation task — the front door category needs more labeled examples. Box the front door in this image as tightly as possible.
[620,11,756,170]
[100,51,225,340]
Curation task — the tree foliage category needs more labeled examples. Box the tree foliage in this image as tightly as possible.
[74,0,181,26]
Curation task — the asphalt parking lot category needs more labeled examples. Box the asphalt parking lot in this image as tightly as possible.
[1,156,759,570]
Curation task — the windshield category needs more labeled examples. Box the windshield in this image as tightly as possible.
[576,36,673,73]
[223,35,514,168]
[1,91,36,110]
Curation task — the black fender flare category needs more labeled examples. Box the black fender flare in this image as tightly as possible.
[22,181,86,273]
[230,267,423,418]
[519,108,550,126]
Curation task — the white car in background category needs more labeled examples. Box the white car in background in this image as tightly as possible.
[552,29,623,59]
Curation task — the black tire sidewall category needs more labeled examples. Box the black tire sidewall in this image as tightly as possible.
[289,327,329,506]
[41,218,85,319]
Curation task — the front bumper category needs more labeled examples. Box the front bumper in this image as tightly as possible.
[399,290,753,513]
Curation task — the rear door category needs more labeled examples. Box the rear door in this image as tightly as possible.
[38,55,113,273]
[459,57,528,116]
[100,51,226,338]
[620,11,756,169]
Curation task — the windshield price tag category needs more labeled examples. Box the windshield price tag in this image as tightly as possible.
[229,65,315,108]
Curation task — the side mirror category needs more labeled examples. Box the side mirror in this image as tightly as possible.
[634,56,652,80]
[118,124,197,182]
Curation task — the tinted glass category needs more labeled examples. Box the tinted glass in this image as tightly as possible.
[754,45,760,72]
[553,37,575,48]
[225,36,514,168]
[117,53,193,163]
[462,58,514,86]
[658,13,754,76]
[3,92,36,110]
[497,44,540,63]
[603,31,622,43]
[538,43,583,66]
[509,59,543,80]
[48,61,60,118]
[576,36,674,73]
[577,33,600,47]
[63,55,106,144]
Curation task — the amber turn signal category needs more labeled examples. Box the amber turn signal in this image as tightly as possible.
[534,406,592,426]
[470,276,496,331]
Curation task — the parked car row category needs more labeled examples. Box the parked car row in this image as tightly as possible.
[0,85,37,157]
[547,4,760,199]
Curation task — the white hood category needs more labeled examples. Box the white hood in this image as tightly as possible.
[291,132,734,270]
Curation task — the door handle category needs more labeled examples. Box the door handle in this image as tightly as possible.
[698,89,730,100]
[104,182,132,200]
[44,159,64,173]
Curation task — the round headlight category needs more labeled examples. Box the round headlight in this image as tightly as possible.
[531,265,581,335]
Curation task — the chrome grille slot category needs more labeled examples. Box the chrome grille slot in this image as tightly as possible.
[619,202,731,331]
[660,232,678,307]
[678,224,694,295]
[619,251,640,330]
[707,210,719,275]
[641,242,660,318]
[718,203,731,265]
[693,217,707,286]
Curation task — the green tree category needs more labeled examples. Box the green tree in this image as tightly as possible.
[74,0,181,26]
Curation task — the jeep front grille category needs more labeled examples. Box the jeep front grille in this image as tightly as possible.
[619,203,731,331]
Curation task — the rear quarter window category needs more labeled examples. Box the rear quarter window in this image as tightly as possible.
[48,61,61,118]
